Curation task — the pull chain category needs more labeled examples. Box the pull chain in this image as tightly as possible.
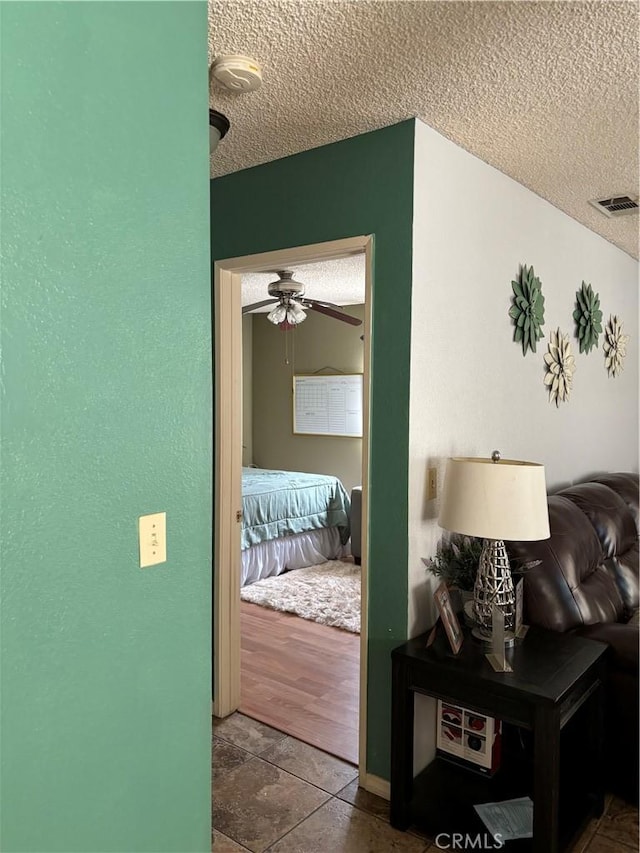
[291,327,295,372]
[283,326,296,369]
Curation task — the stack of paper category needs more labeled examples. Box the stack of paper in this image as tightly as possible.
[474,797,534,841]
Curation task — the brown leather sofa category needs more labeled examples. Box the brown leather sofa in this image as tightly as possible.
[507,472,639,802]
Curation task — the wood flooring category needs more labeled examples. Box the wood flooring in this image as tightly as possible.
[239,601,360,765]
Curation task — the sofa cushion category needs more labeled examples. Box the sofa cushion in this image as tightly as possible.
[606,543,640,613]
[591,472,639,532]
[558,481,639,611]
[508,495,625,632]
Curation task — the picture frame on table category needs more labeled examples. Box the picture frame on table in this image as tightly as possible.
[434,582,464,654]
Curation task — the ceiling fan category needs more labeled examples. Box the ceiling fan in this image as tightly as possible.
[242,270,362,330]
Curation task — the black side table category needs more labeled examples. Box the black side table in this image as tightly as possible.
[390,626,608,853]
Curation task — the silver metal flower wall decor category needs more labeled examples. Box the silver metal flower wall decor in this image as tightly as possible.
[544,328,576,406]
[573,281,602,354]
[509,264,545,355]
[603,315,629,378]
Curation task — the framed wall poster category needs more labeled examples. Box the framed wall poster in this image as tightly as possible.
[434,582,463,654]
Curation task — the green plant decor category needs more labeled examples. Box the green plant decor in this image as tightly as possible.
[424,536,543,593]
[573,281,602,354]
[509,264,545,355]
[423,535,483,591]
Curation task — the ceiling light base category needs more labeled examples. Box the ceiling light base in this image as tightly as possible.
[209,109,230,153]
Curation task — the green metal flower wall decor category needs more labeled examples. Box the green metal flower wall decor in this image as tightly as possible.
[509,264,545,355]
[573,281,603,354]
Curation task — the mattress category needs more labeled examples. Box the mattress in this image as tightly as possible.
[240,467,352,585]
[241,467,351,550]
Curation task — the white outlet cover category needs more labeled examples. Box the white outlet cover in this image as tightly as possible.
[139,512,167,568]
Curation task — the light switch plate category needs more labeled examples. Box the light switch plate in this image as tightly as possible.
[139,512,167,568]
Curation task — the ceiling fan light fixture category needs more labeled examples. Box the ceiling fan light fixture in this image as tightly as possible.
[267,270,305,299]
[267,304,287,325]
[267,299,307,330]
[287,301,307,324]
[243,269,362,328]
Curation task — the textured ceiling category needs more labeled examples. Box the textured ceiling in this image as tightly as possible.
[208,0,639,259]
[242,255,365,310]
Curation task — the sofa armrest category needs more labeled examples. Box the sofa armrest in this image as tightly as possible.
[578,621,639,675]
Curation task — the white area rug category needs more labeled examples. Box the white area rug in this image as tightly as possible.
[240,560,361,633]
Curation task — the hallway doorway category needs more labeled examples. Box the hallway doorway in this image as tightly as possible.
[213,235,373,777]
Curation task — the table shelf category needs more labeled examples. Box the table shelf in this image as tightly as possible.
[407,740,596,852]
[391,626,608,853]
[409,758,532,851]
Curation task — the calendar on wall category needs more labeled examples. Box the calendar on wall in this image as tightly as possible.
[293,374,363,437]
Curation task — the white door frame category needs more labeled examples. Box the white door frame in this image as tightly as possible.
[213,235,373,779]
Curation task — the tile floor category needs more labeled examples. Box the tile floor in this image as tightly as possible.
[212,712,639,853]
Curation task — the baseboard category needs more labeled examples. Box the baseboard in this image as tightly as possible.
[358,772,390,801]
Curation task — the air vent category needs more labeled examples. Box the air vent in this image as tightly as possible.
[589,194,639,218]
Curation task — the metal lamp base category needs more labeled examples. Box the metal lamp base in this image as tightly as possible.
[471,626,516,648]
[472,538,516,636]
[463,599,517,647]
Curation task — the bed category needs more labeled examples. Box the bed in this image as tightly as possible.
[241,467,351,586]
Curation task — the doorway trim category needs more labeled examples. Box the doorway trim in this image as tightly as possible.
[213,235,373,777]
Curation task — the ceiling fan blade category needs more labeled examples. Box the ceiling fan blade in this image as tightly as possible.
[308,303,362,326]
[242,299,279,314]
[301,297,342,310]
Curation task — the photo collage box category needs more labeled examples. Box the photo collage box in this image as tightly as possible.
[436,700,501,775]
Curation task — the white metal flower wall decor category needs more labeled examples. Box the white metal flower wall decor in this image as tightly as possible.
[544,328,576,406]
[603,315,629,378]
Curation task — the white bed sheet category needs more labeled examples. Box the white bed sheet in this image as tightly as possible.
[241,527,348,586]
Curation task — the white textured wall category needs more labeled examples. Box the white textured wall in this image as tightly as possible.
[409,118,638,767]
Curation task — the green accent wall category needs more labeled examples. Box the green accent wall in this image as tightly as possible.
[211,122,414,778]
[0,3,211,851]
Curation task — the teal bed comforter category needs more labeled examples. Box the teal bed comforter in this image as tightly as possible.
[241,467,351,550]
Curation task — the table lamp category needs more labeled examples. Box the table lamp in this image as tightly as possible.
[438,451,550,643]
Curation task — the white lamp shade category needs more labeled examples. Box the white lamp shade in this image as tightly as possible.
[438,456,550,541]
